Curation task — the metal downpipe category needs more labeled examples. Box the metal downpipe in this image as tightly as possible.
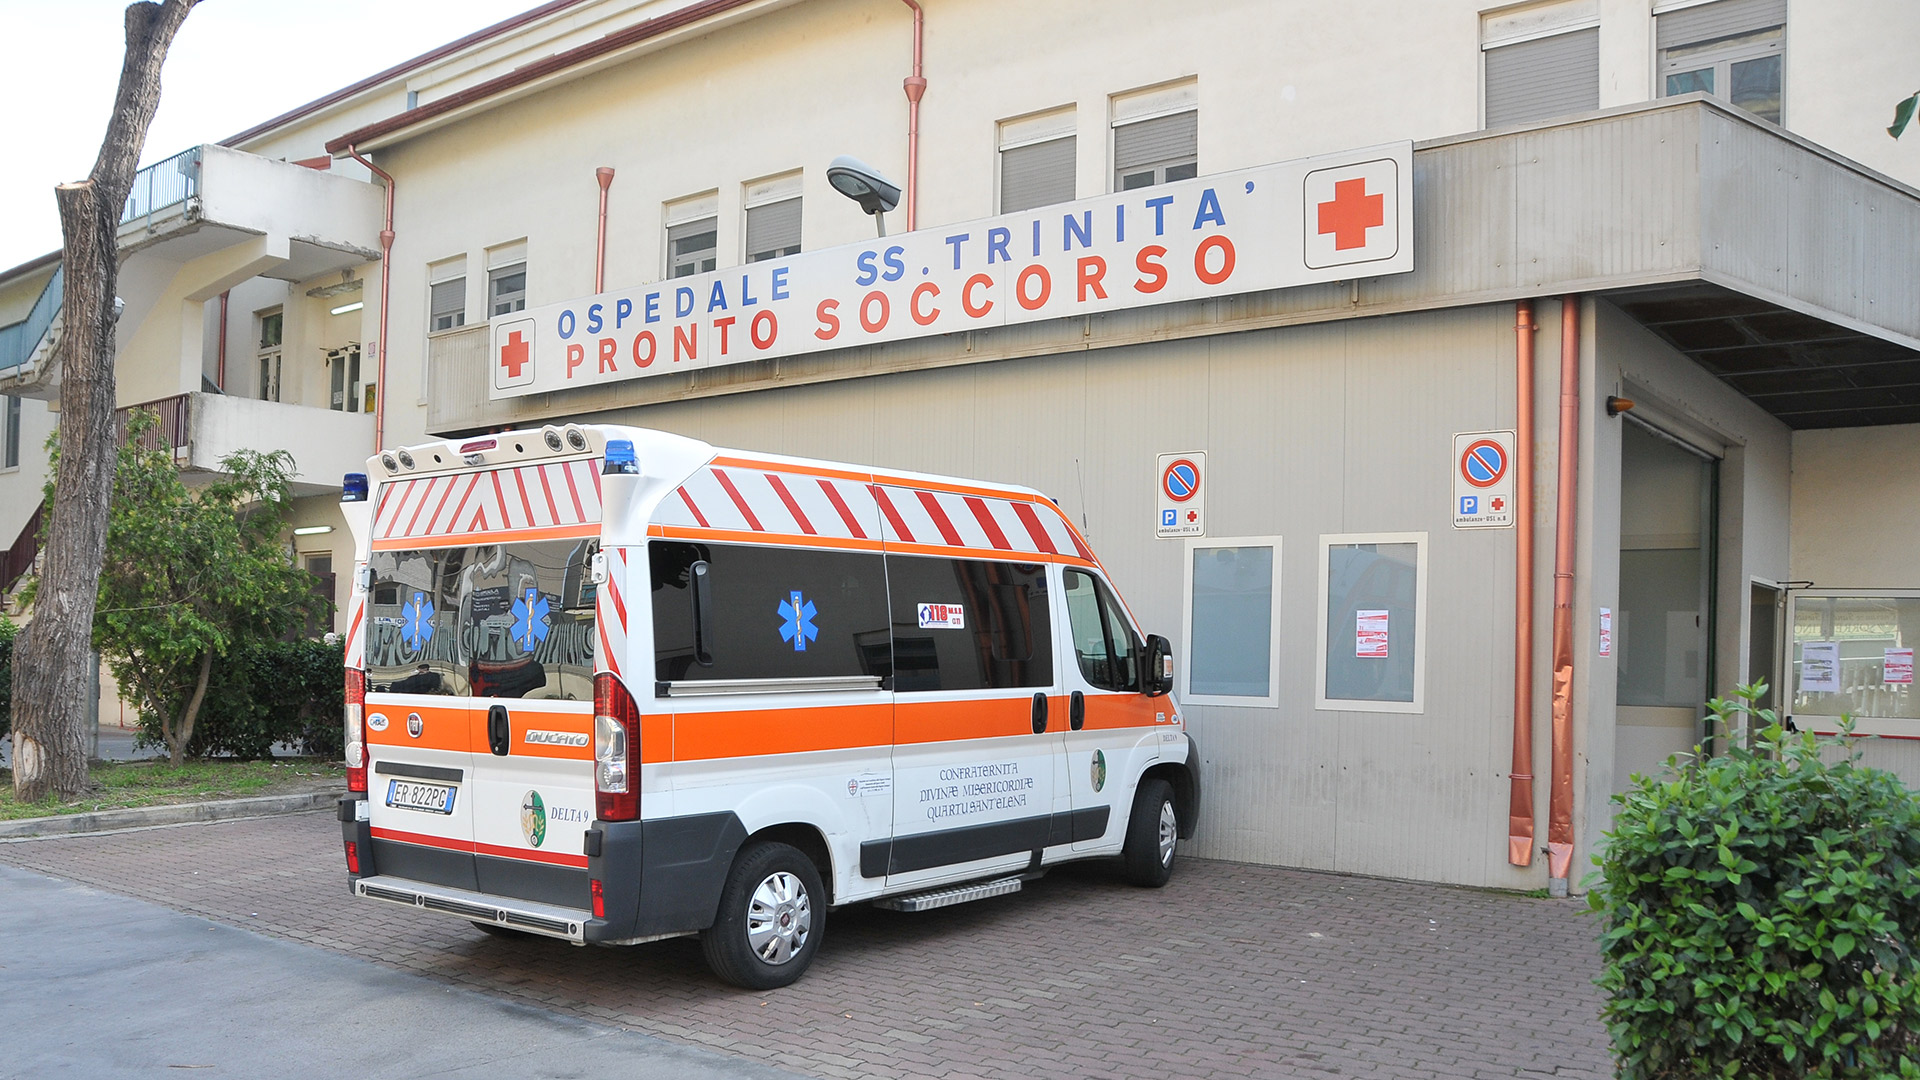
[1508,300,1536,867]
[345,143,394,453]
[898,0,925,231]
[594,167,615,293]
[1547,295,1581,890]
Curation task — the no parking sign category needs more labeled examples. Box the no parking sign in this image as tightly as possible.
[1452,431,1515,529]
[1156,452,1205,538]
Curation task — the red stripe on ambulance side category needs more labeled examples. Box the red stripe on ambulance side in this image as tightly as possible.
[512,469,537,526]
[818,479,868,539]
[488,471,513,529]
[345,602,364,649]
[539,464,564,523]
[678,487,711,528]
[478,838,589,869]
[964,497,1011,550]
[916,490,964,546]
[597,618,621,678]
[402,477,441,537]
[869,485,913,542]
[712,469,764,531]
[561,461,586,521]
[444,474,481,534]
[1011,502,1058,554]
[765,474,816,535]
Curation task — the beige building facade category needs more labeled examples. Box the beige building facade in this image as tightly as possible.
[3,0,1918,890]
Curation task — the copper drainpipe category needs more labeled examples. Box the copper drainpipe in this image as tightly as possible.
[1547,296,1582,891]
[216,289,230,391]
[594,167,615,293]
[1508,301,1537,867]
[898,0,925,231]
[346,144,396,452]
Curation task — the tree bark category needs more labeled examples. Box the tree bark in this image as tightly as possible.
[14,1,197,803]
[167,648,213,768]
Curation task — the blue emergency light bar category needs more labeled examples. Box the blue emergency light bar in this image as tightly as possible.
[341,472,369,502]
[603,439,639,475]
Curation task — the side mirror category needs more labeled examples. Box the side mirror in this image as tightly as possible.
[1144,634,1174,697]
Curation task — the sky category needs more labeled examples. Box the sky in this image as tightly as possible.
[0,0,539,271]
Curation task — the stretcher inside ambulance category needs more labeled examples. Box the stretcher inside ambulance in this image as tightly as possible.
[336,424,1199,988]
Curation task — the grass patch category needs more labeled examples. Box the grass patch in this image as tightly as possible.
[0,758,344,820]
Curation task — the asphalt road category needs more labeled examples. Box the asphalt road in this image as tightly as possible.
[0,863,805,1080]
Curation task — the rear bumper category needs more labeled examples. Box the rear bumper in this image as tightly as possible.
[354,874,591,942]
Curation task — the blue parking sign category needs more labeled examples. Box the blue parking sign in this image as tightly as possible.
[1459,495,1478,515]
[1161,508,1177,527]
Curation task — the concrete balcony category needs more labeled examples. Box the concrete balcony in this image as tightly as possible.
[124,392,374,495]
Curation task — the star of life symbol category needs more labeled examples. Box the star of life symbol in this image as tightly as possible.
[779,590,818,652]
[402,592,435,651]
[512,587,551,654]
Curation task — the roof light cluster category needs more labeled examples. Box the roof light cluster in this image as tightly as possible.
[369,424,598,478]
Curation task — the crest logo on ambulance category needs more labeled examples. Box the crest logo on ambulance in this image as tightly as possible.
[1302,157,1401,270]
[494,317,536,391]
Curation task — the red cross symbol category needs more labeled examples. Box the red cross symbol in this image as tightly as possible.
[1185,510,1198,524]
[1490,497,1505,511]
[1317,178,1384,251]
[500,330,529,379]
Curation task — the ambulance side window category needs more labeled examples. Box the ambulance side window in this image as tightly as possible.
[1063,569,1141,692]
[650,541,891,683]
[887,556,1053,692]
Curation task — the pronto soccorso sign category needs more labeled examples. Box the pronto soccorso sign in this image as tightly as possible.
[488,141,1412,399]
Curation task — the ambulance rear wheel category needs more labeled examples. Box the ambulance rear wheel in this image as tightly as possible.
[702,841,825,989]
[1121,778,1178,888]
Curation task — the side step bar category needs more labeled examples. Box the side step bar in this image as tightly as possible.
[873,875,1024,913]
[354,875,589,943]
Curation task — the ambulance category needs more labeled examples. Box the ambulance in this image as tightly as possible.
[335,424,1198,988]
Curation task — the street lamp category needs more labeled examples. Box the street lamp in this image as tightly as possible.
[826,155,902,237]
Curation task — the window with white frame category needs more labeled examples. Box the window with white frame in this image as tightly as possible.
[1316,533,1428,713]
[1480,0,1600,128]
[429,257,466,332]
[3,394,20,470]
[487,242,526,317]
[1656,0,1784,124]
[743,173,802,263]
[665,192,719,279]
[1182,537,1282,707]
[256,309,283,402]
[1111,80,1197,191]
[998,106,1076,213]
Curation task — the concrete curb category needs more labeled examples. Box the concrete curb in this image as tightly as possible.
[0,790,341,840]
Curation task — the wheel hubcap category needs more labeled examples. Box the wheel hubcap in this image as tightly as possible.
[746,871,812,965]
[1157,801,1177,867]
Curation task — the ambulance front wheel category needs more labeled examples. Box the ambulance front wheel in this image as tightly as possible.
[1121,778,1178,888]
[702,841,826,990]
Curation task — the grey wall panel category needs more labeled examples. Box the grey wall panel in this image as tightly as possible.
[1700,111,1791,296]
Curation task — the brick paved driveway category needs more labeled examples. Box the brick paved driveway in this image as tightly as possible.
[0,812,1612,1079]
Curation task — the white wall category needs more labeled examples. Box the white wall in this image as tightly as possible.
[1792,424,1920,590]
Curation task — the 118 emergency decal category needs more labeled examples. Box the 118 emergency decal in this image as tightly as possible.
[917,603,965,629]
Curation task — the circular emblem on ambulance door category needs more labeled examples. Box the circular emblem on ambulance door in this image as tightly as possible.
[520,790,548,849]
[848,779,860,797]
[366,712,389,733]
[1090,750,1108,793]
[406,713,423,739]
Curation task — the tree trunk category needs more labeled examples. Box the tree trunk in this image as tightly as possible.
[167,648,213,768]
[13,1,197,802]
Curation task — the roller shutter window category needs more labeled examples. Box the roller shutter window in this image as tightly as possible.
[1483,27,1599,128]
[1658,0,1785,124]
[1112,110,1197,191]
[745,197,801,263]
[668,217,718,279]
[429,277,465,331]
[999,136,1076,214]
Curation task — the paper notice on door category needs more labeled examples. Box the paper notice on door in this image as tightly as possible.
[1886,648,1914,685]
[1599,608,1613,658]
[1356,609,1390,659]
[1800,640,1841,693]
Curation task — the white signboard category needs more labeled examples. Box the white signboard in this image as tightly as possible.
[1887,648,1914,685]
[1800,640,1841,693]
[1156,452,1205,538]
[1453,430,1515,529]
[489,142,1414,399]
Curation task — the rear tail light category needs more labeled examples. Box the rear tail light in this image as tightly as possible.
[345,840,361,874]
[345,668,367,792]
[591,879,605,918]
[593,672,641,821]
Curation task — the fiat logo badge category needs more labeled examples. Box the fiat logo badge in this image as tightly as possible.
[406,712,424,739]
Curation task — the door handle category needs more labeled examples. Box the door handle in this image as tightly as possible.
[1070,691,1085,731]
[1031,692,1048,734]
[487,704,510,756]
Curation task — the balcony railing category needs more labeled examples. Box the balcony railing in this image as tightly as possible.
[121,146,201,229]
[118,393,192,456]
[2,503,42,596]
[0,263,62,374]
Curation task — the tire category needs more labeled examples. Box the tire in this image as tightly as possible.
[700,841,826,990]
[1120,777,1178,888]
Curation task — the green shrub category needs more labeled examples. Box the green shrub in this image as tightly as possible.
[134,637,344,760]
[1591,683,1920,1079]
[0,616,16,742]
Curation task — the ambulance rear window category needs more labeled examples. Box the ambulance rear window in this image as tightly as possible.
[887,556,1052,692]
[365,538,598,700]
